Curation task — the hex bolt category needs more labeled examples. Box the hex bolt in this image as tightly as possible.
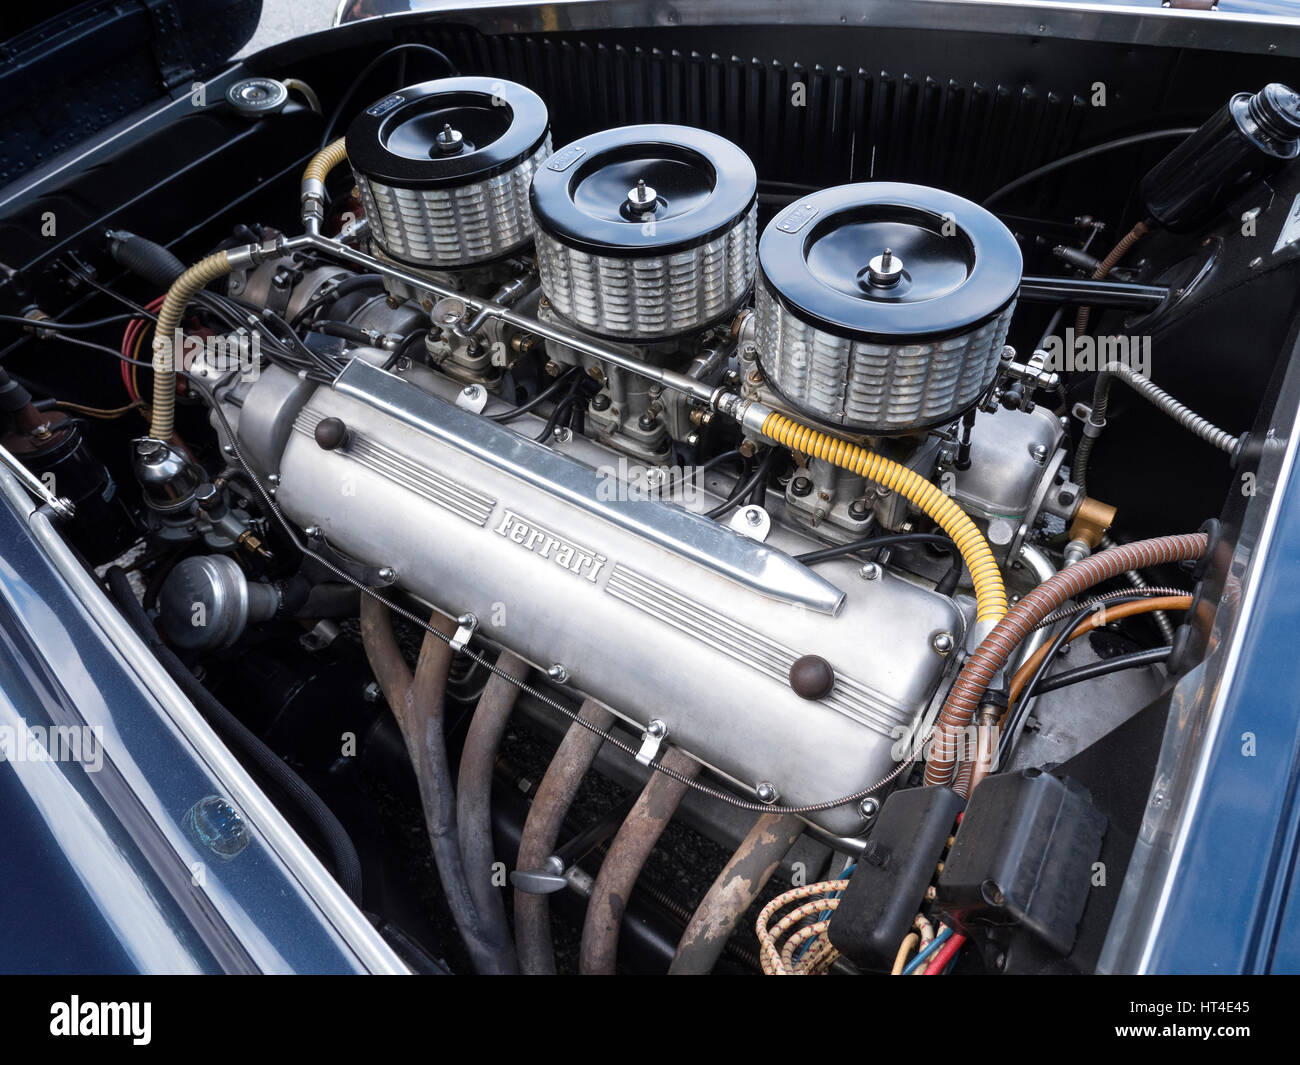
[859,562,882,581]
[931,632,955,655]
[646,719,666,738]
[547,664,570,684]
[858,796,881,821]
[755,781,779,804]
[790,476,813,497]
[377,566,396,583]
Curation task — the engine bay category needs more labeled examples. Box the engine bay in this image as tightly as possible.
[3,13,1299,975]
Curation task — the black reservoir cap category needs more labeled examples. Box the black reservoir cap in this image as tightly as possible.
[529,123,756,257]
[759,182,1022,341]
[346,77,549,190]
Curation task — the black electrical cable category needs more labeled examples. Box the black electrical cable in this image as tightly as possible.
[0,312,139,332]
[744,446,780,508]
[996,590,1171,765]
[491,367,585,423]
[706,454,763,519]
[320,43,460,146]
[1032,647,1172,694]
[796,531,955,565]
[104,566,364,905]
[288,274,385,327]
[982,127,1198,207]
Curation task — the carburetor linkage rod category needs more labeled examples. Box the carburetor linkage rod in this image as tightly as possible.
[275,233,721,407]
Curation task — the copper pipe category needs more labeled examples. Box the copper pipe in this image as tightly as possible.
[924,533,1207,792]
[456,649,530,972]
[359,597,515,973]
[669,812,805,975]
[579,746,699,975]
[514,698,616,975]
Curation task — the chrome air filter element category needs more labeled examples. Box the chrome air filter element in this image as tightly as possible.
[756,182,1022,434]
[346,78,550,269]
[530,124,757,341]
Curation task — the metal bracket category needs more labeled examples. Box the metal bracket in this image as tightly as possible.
[509,856,568,895]
[636,719,667,766]
[729,504,771,541]
[454,383,489,414]
[303,526,398,587]
[450,613,478,652]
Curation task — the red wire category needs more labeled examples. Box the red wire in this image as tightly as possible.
[924,933,966,975]
[119,295,166,402]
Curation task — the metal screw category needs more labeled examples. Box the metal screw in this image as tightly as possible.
[1030,443,1048,465]
[304,525,321,539]
[377,566,396,583]
[462,384,482,400]
[547,664,570,684]
[756,781,779,804]
[859,562,882,581]
[858,796,881,821]
[932,632,955,655]
[646,718,666,738]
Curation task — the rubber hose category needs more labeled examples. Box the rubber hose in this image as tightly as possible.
[670,812,805,975]
[150,251,233,440]
[107,231,187,291]
[923,532,1207,790]
[514,699,616,975]
[105,566,364,904]
[759,410,1007,622]
[455,649,530,971]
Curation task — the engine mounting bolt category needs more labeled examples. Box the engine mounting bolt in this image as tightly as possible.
[859,562,882,581]
[755,781,779,805]
[932,632,955,655]
[547,664,570,684]
[790,476,813,497]
[858,796,881,821]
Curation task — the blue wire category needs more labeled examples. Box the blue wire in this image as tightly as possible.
[902,926,952,975]
[791,865,859,964]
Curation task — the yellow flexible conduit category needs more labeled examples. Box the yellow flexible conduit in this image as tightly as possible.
[149,251,233,441]
[303,137,348,188]
[759,410,1008,623]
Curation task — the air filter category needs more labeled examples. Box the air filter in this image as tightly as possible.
[530,124,757,341]
[346,77,550,269]
[756,182,1022,434]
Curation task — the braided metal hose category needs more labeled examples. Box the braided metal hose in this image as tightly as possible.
[923,532,1208,789]
[301,137,349,234]
[1100,362,1241,454]
[1098,534,1177,644]
[149,250,233,440]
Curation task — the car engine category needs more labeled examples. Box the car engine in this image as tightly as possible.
[3,14,1296,976]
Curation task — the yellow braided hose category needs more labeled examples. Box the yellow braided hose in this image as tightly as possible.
[148,251,233,441]
[759,410,1008,623]
[303,137,348,188]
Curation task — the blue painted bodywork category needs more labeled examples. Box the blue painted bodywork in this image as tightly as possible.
[0,491,391,973]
